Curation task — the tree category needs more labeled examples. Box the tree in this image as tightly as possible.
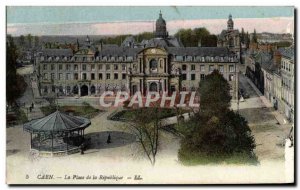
[19,35,25,47]
[199,70,231,116]
[177,70,256,165]
[201,35,218,47]
[241,28,245,43]
[34,36,39,47]
[26,34,33,48]
[246,31,250,48]
[252,29,258,43]
[6,35,27,106]
[126,106,163,166]
[174,27,216,47]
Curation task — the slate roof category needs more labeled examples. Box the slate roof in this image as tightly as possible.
[278,46,294,60]
[24,111,91,133]
[167,47,233,56]
[42,49,73,57]
[98,46,143,57]
[218,29,239,40]
[140,37,183,48]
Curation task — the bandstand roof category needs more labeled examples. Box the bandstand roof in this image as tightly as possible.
[23,111,91,133]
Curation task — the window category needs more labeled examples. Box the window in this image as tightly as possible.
[114,73,118,79]
[122,73,126,80]
[43,73,48,79]
[229,65,235,72]
[82,64,86,71]
[191,74,195,80]
[99,73,103,80]
[51,73,55,80]
[74,64,78,71]
[66,64,71,71]
[51,64,55,70]
[106,64,110,71]
[43,64,47,70]
[114,64,118,70]
[200,65,205,72]
[209,65,214,72]
[98,64,103,70]
[82,73,87,80]
[200,74,205,80]
[229,74,234,81]
[59,64,63,70]
[182,65,187,71]
[219,65,224,72]
[122,64,126,71]
[52,86,55,92]
[106,73,110,80]
[58,73,63,80]
[191,65,195,71]
[182,74,187,80]
[91,73,95,80]
[74,73,78,80]
[66,73,71,80]
[91,64,95,71]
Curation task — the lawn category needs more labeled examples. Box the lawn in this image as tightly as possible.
[178,151,258,166]
[40,102,102,119]
[6,108,28,126]
[110,107,186,122]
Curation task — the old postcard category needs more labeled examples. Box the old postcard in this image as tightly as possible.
[6,6,295,184]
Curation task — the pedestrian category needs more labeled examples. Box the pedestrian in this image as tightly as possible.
[80,145,84,155]
[29,106,32,112]
[107,133,111,144]
[32,102,34,109]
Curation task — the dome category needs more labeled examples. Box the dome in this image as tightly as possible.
[156,12,166,25]
[155,11,168,38]
[227,14,234,30]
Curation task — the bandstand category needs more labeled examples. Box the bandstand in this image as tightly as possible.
[23,111,91,157]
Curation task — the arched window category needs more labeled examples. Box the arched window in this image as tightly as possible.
[149,59,158,73]
[150,59,157,68]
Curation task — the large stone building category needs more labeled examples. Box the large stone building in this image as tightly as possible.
[36,13,239,99]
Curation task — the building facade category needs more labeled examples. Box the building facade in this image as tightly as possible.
[36,13,239,99]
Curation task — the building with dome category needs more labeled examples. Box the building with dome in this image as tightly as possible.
[36,12,239,99]
[217,14,241,58]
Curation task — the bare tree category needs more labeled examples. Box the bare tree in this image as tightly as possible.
[126,105,162,166]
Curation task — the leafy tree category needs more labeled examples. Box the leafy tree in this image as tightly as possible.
[178,70,256,165]
[241,28,245,43]
[174,27,217,47]
[201,35,218,47]
[199,70,231,116]
[26,34,33,48]
[19,35,25,47]
[252,29,258,43]
[34,36,39,47]
[6,35,27,106]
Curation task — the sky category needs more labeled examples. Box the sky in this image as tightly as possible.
[6,6,294,36]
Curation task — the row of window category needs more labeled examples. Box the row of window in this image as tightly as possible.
[181,73,235,81]
[175,55,237,62]
[44,63,127,72]
[41,56,134,62]
[181,64,235,72]
[43,73,127,81]
[281,60,293,72]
